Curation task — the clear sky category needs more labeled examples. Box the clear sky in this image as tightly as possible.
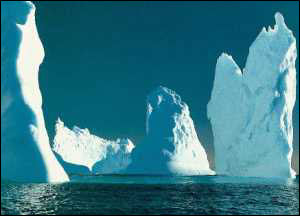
[33,1,299,173]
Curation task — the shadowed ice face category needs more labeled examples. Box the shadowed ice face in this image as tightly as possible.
[1,1,47,182]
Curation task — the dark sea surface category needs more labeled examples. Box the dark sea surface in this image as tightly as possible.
[1,176,299,215]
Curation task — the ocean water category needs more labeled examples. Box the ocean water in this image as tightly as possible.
[1,175,299,215]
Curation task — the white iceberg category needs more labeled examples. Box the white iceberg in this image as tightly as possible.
[126,86,215,175]
[53,119,135,175]
[207,13,297,178]
[1,1,69,182]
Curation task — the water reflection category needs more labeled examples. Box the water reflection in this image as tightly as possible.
[1,183,69,215]
[71,174,298,185]
[1,176,299,215]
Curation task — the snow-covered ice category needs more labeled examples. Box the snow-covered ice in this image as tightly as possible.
[126,86,215,175]
[207,13,297,178]
[1,1,69,182]
[53,119,135,175]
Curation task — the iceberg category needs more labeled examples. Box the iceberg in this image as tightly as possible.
[126,86,215,175]
[207,13,297,178]
[53,119,135,175]
[1,1,69,182]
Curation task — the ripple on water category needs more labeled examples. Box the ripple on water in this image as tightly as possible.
[1,176,299,215]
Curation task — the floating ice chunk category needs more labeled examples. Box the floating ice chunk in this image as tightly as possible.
[208,13,297,178]
[1,1,68,183]
[53,119,135,175]
[127,86,215,175]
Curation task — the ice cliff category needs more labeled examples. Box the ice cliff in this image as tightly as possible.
[126,86,215,175]
[207,13,297,178]
[1,1,69,182]
[53,119,135,175]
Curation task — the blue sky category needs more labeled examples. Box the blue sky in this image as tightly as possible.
[33,1,299,172]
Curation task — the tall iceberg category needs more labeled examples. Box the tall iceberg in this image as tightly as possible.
[1,1,69,182]
[207,13,297,178]
[53,119,135,175]
[126,86,214,175]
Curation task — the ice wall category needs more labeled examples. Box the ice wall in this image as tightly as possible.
[207,13,297,178]
[126,86,215,175]
[53,119,134,175]
[1,1,69,182]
